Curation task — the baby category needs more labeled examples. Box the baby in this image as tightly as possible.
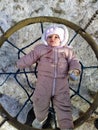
[17,24,81,130]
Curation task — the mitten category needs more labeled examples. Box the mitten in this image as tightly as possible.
[68,69,80,81]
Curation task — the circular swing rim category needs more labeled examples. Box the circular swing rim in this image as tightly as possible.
[0,16,98,130]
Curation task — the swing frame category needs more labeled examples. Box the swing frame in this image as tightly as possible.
[0,16,98,130]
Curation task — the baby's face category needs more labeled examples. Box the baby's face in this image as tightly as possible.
[46,34,61,47]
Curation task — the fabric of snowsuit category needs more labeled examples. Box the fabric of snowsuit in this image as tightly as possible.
[17,44,81,129]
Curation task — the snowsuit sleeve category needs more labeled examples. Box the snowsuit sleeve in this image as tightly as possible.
[66,47,81,72]
[16,46,40,69]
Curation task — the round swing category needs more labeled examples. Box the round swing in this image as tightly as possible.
[0,12,98,130]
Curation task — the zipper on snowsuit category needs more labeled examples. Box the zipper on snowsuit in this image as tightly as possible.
[52,48,58,96]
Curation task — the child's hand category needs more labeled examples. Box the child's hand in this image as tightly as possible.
[68,69,80,81]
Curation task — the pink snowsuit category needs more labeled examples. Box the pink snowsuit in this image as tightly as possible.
[17,44,81,129]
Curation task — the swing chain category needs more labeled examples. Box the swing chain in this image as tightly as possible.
[84,10,98,30]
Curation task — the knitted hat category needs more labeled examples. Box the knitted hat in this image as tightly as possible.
[41,24,69,46]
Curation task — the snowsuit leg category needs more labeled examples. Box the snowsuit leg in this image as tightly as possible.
[32,75,52,122]
[53,78,74,129]
[32,75,74,129]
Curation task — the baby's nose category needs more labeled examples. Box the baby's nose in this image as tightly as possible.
[51,36,55,40]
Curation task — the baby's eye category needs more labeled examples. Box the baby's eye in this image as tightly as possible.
[48,36,52,38]
[55,36,59,38]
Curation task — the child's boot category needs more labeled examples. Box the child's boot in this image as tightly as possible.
[32,118,43,129]
[32,117,47,129]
